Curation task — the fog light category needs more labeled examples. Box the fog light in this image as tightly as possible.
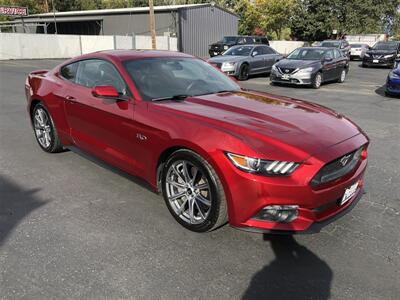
[253,205,298,223]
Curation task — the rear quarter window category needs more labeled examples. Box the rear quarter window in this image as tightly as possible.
[60,62,78,82]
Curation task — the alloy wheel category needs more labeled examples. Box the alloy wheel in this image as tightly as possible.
[340,70,346,82]
[33,107,52,149]
[165,160,212,225]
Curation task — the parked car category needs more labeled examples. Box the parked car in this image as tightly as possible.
[208,36,269,57]
[320,39,351,57]
[362,41,400,68]
[270,47,350,88]
[207,44,283,80]
[349,43,369,60]
[385,59,400,96]
[26,50,368,233]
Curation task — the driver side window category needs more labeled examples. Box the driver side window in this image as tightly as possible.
[325,50,334,60]
[75,59,127,95]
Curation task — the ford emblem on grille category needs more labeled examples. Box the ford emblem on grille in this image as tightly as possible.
[340,154,351,166]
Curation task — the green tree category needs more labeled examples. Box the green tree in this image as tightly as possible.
[256,0,296,39]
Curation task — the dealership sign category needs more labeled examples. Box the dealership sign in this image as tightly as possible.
[0,6,28,17]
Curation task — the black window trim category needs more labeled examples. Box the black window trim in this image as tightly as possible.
[58,57,132,98]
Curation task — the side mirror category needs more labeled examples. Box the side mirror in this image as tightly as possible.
[252,51,258,57]
[92,85,119,98]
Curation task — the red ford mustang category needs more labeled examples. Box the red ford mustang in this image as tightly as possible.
[25,50,368,233]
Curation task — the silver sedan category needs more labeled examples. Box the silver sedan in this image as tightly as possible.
[207,45,283,81]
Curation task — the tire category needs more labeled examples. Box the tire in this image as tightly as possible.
[338,69,346,83]
[161,149,227,232]
[238,64,250,81]
[361,63,367,68]
[312,72,322,89]
[32,103,63,153]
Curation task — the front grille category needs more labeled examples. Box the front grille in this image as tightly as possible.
[373,54,383,59]
[278,67,297,74]
[311,147,363,187]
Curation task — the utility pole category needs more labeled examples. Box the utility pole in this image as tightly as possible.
[51,0,57,34]
[148,0,156,49]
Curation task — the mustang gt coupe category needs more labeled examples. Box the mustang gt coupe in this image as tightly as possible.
[25,50,368,233]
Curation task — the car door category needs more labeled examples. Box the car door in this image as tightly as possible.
[62,58,138,173]
[249,46,265,73]
[264,46,280,72]
[333,49,347,78]
[322,49,336,81]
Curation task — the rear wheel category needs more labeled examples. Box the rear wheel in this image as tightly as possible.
[312,72,322,89]
[32,103,63,153]
[238,64,250,81]
[338,69,346,83]
[161,149,227,232]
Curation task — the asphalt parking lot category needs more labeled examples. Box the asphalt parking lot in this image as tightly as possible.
[0,59,399,299]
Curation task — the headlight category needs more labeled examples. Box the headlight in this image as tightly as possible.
[296,67,313,74]
[384,54,394,59]
[226,152,299,176]
[364,53,370,57]
[221,62,236,72]
[272,64,278,72]
[390,71,400,78]
[223,45,229,50]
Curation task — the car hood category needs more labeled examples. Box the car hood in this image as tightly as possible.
[153,91,361,161]
[367,49,396,55]
[208,56,246,63]
[275,59,320,69]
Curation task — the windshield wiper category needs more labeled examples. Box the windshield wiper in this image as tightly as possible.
[151,94,190,102]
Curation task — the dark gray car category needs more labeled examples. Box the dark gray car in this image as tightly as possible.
[270,47,350,89]
[207,45,283,81]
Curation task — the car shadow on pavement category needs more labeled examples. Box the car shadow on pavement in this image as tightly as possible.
[375,84,387,97]
[0,175,47,247]
[242,234,333,300]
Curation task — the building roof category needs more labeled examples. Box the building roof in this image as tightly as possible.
[18,3,237,19]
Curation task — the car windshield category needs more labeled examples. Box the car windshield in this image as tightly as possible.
[373,42,398,50]
[321,41,341,48]
[123,57,241,101]
[223,36,237,43]
[223,46,253,56]
[287,48,325,60]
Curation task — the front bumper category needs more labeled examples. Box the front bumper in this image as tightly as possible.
[386,76,400,95]
[216,133,369,233]
[270,71,313,85]
[363,56,395,67]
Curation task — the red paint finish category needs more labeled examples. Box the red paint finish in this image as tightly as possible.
[25,50,369,233]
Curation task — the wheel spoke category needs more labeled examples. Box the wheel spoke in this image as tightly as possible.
[194,183,209,191]
[195,194,211,207]
[190,166,198,185]
[169,191,186,201]
[166,179,186,189]
[172,165,186,184]
[181,161,191,183]
[188,199,195,224]
[176,198,188,215]
[194,199,206,220]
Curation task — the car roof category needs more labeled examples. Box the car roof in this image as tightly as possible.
[101,49,193,61]
[300,47,330,50]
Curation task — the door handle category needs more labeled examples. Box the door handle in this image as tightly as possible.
[65,95,76,101]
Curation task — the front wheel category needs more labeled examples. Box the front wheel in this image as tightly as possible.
[161,149,227,232]
[238,64,250,81]
[312,72,322,89]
